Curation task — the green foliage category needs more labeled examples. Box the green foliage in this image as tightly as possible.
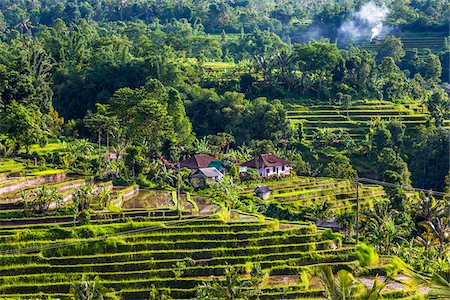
[355,243,379,267]
[377,148,411,187]
[71,275,118,300]
[196,264,264,300]
[323,154,357,180]
[376,36,405,63]
[0,101,46,154]
[427,88,449,127]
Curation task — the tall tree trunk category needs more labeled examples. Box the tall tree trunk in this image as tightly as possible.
[98,130,101,154]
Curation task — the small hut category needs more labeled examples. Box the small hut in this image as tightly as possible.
[255,185,271,200]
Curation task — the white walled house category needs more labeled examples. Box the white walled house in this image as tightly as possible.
[241,154,291,178]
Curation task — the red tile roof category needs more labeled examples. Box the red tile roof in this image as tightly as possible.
[241,154,290,168]
[180,154,218,170]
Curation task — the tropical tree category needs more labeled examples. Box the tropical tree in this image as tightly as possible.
[427,88,449,127]
[393,258,450,299]
[196,264,264,300]
[213,176,241,209]
[307,202,333,223]
[84,103,119,151]
[207,132,235,153]
[48,186,63,210]
[73,185,94,211]
[420,216,450,259]
[362,201,408,254]
[414,192,447,223]
[32,186,54,213]
[323,154,357,180]
[95,187,112,209]
[317,266,388,300]
[71,275,118,300]
[0,101,46,154]
[316,266,361,300]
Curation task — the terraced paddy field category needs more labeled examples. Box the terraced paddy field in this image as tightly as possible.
[0,213,364,299]
[353,31,448,53]
[241,176,386,217]
[287,101,450,142]
[0,170,421,299]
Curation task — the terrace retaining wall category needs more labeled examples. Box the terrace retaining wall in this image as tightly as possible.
[0,172,67,196]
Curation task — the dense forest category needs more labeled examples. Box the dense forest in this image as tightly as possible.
[0,1,449,299]
[0,0,448,190]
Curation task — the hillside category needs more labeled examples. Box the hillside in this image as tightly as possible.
[0,170,421,299]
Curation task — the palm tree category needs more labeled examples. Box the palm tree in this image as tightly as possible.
[274,50,297,91]
[420,217,450,259]
[16,13,33,35]
[317,266,387,300]
[70,139,95,157]
[415,192,447,223]
[48,187,63,210]
[149,284,173,300]
[307,202,333,223]
[196,264,263,299]
[73,184,94,212]
[32,186,52,213]
[317,266,361,300]
[71,275,118,300]
[213,176,241,209]
[357,276,388,300]
[96,187,112,209]
[193,137,212,155]
[394,258,450,299]
[362,201,407,255]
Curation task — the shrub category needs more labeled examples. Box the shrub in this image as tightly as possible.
[78,210,91,226]
[322,229,343,247]
[355,243,379,267]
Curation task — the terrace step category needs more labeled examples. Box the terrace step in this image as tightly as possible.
[0,171,68,197]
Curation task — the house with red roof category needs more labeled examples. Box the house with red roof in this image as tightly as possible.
[241,154,290,178]
[179,154,225,172]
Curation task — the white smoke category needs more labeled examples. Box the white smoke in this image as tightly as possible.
[339,2,390,41]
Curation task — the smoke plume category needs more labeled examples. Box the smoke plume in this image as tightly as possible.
[339,2,389,41]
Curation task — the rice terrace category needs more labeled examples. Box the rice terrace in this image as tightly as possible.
[0,1,449,300]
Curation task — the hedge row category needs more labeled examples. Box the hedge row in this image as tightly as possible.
[1,249,356,280]
[0,246,355,269]
[38,238,331,258]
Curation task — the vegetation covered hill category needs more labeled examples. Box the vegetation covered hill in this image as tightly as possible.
[0,168,438,299]
[0,0,448,299]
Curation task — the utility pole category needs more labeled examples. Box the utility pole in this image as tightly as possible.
[177,162,181,219]
[355,178,359,244]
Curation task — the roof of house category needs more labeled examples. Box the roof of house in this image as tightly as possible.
[180,154,218,170]
[241,154,290,168]
[316,221,342,229]
[255,185,271,193]
[207,160,226,172]
[192,167,223,178]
